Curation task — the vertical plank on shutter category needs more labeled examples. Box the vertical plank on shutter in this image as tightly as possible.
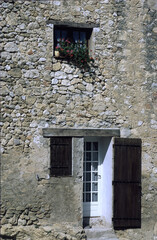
[113,138,142,229]
[50,137,72,176]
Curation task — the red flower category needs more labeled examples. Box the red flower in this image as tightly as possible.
[66,40,71,44]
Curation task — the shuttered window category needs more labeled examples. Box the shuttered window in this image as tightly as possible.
[50,137,72,176]
[113,138,142,229]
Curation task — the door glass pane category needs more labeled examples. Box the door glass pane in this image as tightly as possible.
[92,193,98,202]
[92,172,98,181]
[86,142,91,151]
[93,142,98,151]
[86,193,91,202]
[86,183,91,191]
[92,182,98,191]
[93,152,98,161]
[86,162,91,171]
[86,172,91,181]
[86,152,91,161]
[92,162,98,171]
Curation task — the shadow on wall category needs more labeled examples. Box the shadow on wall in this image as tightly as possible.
[83,217,90,228]
[0,234,16,240]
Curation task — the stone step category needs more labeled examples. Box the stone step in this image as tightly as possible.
[85,227,119,240]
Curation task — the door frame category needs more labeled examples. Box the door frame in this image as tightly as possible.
[83,137,114,227]
[83,137,103,217]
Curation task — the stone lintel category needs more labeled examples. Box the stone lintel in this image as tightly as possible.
[47,20,100,29]
[43,128,120,138]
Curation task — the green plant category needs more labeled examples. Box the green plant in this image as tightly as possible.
[55,39,94,68]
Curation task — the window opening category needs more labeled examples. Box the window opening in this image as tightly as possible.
[54,26,91,50]
[54,25,94,68]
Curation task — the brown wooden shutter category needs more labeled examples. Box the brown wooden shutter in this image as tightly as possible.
[50,137,72,176]
[113,138,142,229]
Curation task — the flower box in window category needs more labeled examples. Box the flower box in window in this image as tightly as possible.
[54,25,94,68]
[55,38,94,67]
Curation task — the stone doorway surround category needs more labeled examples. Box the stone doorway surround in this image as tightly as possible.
[43,128,120,230]
[43,128,120,138]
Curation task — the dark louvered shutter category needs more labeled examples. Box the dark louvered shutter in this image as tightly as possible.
[50,137,72,176]
[113,138,142,229]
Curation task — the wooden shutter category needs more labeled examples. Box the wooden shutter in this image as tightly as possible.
[113,138,142,229]
[50,137,72,176]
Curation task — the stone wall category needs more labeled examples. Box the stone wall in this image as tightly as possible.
[1,0,157,239]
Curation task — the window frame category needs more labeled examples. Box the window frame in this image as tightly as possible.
[54,25,92,55]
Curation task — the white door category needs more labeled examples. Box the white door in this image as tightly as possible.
[83,138,102,217]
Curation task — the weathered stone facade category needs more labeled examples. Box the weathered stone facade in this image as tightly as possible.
[0,0,157,239]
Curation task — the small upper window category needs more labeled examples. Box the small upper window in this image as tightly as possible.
[54,25,92,51]
[54,25,94,68]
